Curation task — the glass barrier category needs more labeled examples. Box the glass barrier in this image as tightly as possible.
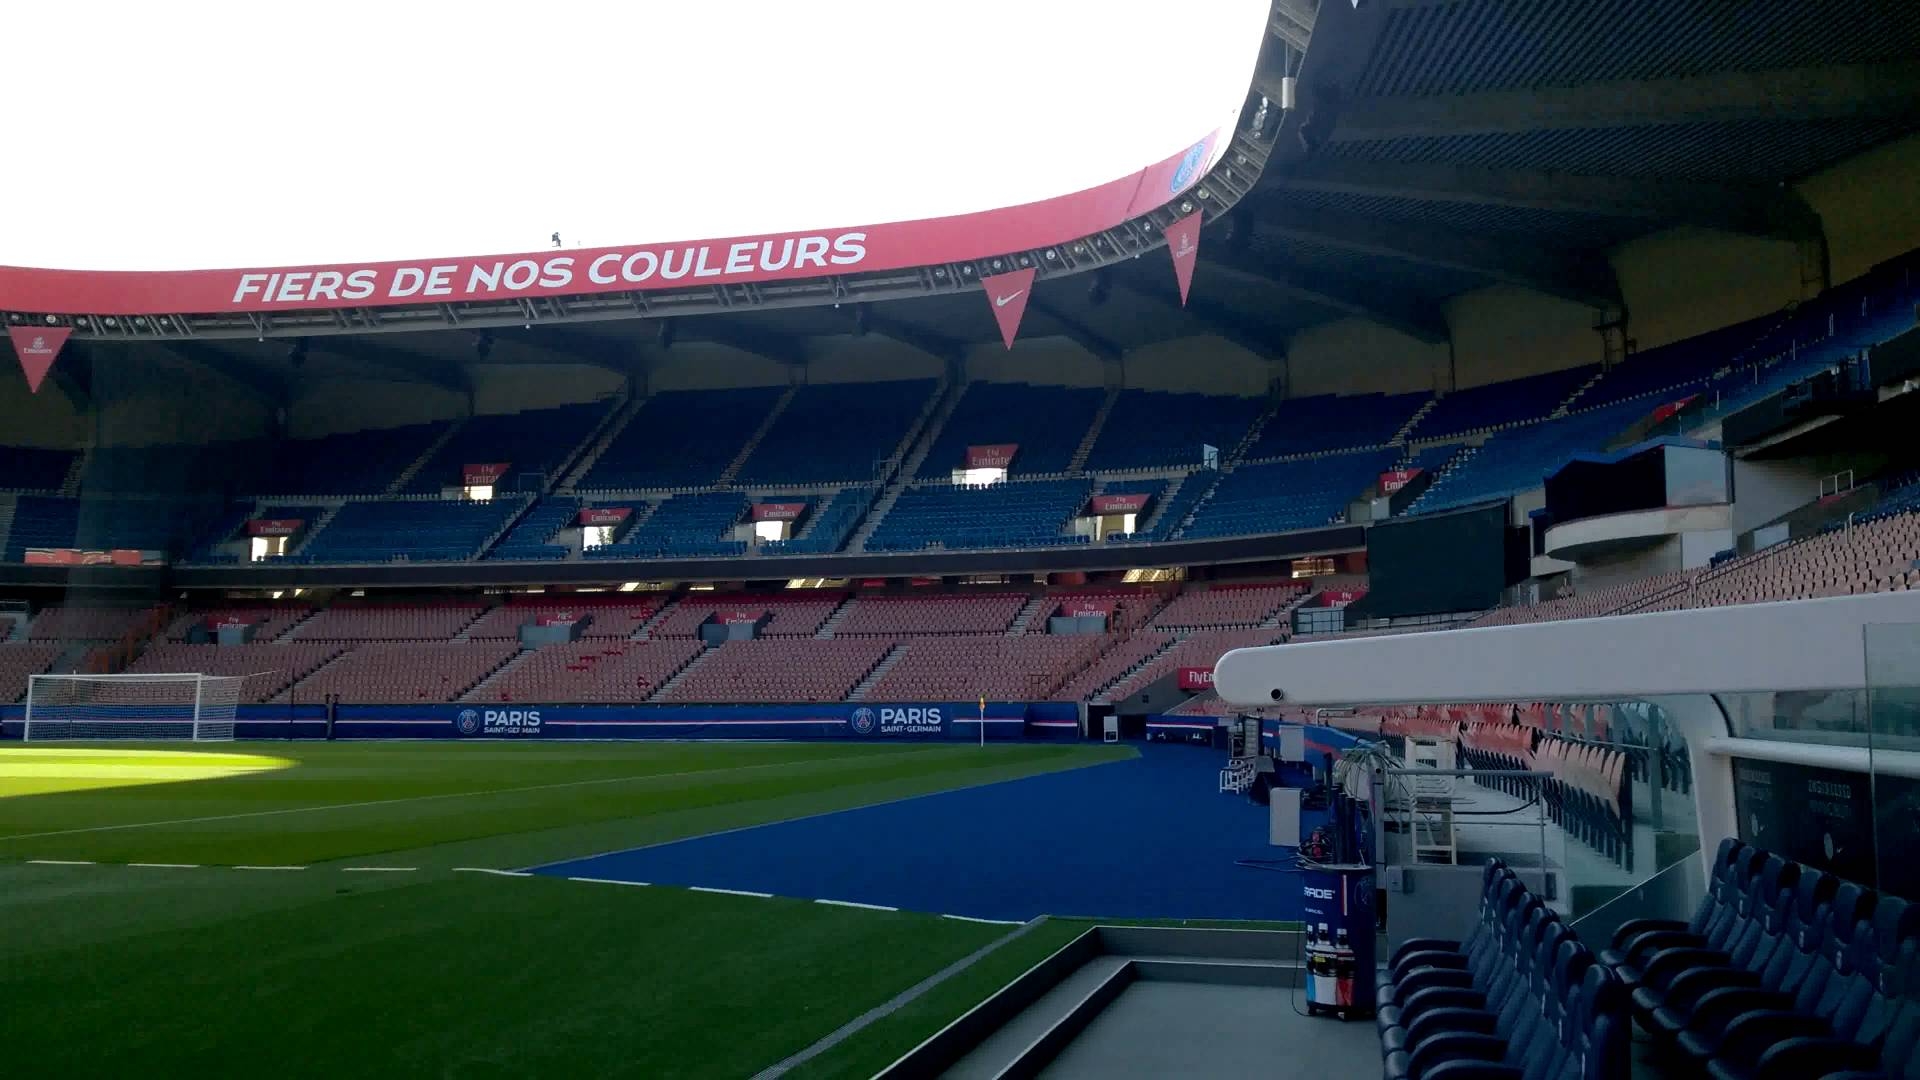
[1864,622,1920,900]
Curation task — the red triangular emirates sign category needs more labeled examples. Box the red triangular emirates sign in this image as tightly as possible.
[8,327,70,394]
[1165,211,1202,305]
[981,267,1035,350]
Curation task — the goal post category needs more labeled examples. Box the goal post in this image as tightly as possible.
[24,673,250,742]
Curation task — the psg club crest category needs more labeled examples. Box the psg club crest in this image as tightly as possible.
[850,707,877,735]
[455,709,482,735]
[1171,140,1207,194]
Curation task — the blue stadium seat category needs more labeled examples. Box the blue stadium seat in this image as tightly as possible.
[257,421,451,496]
[403,401,612,494]
[583,491,747,559]
[866,479,1091,552]
[488,496,583,560]
[916,382,1105,478]
[1412,367,1597,441]
[3,495,194,560]
[581,387,783,490]
[0,444,76,492]
[1406,401,1651,516]
[297,497,529,562]
[761,486,876,555]
[1240,392,1428,461]
[1180,449,1396,539]
[734,380,936,485]
[1081,389,1264,472]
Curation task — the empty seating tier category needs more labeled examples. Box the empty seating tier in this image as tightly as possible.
[1099,628,1284,702]
[734,380,936,485]
[281,642,517,704]
[579,387,782,491]
[0,445,76,493]
[761,487,876,556]
[832,594,1028,637]
[255,421,450,496]
[1049,631,1175,701]
[28,606,158,642]
[649,594,845,639]
[866,633,1109,701]
[916,382,1105,478]
[288,604,485,641]
[468,639,703,703]
[1412,366,1596,441]
[125,643,345,703]
[658,637,892,703]
[1181,450,1397,539]
[296,497,528,563]
[1151,583,1305,629]
[1241,392,1428,461]
[462,600,660,641]
[403,401,611,494]
[164,606,313,644]
[1082,389,1264,472]
[0,643,61,703]
[867,479,1090,552]
[584,492,745,560]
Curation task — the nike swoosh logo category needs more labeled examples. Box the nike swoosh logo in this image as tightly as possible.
[994,290,1025,307]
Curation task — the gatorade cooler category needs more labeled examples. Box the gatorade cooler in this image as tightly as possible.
[1301,864,1377,1020]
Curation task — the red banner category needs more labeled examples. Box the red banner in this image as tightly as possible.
[577,506,632,526]
[751,502,808,522]
[717,609,765,626]
[110,549,144,566]
[1060,599,1115,618]
[1177,666,1216,691]
[966,444,1019,469]
[247,518,304,537]
[1318,588,1366,606]
[1648,394,1701,426]
[208,614,254,629]
[981,267,1035,350]
[463,462,511,486]
[8,326,70,394]
[535,612,580,626]
[1088,493,1150,514]
[1164,211,1201,306]
[24,548,79,565]
[1380,468,1422,494]
[0,131,1224,317]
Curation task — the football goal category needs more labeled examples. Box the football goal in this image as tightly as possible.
[24,673,249,742]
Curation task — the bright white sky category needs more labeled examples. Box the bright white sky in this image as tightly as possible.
[5,0,1268,272]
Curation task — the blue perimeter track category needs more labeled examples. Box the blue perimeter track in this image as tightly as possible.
[533,742,1330,922]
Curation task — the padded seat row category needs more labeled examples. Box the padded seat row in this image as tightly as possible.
[1376,860,1627,1079]
[1602,837,1920,1080]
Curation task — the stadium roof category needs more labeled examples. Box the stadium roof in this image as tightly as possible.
[10,0,1920,398]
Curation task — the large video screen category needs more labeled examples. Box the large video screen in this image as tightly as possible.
[1366,502,1521,618]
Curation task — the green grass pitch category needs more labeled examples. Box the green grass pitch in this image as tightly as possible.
[0,740,1129,1076]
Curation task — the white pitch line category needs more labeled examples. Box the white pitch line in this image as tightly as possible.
[0,756,854,843]
[233,865,306,871]
[814,898,898,912]
[567,876,651,887]
[27,858,94,865]
[453,867,530,877]
[128,862,199,869]
[942,913,1023,925]
[342,866,417,873]
[690,885,773,899]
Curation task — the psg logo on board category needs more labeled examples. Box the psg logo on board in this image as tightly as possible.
[850,707,877,735]
[455,709,482,735]
[1171,140,1207,193]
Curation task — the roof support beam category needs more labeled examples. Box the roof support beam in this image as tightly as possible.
[1331,60,1920,142]
[506,326,648,375]
[1268,158,1826,241]
[1255,201,1623,310]
[1028,300,1123,362]
[1198,251,1450,345]
[1107,274,1289,360]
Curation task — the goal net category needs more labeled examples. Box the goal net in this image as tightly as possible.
[24,673,248,742]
